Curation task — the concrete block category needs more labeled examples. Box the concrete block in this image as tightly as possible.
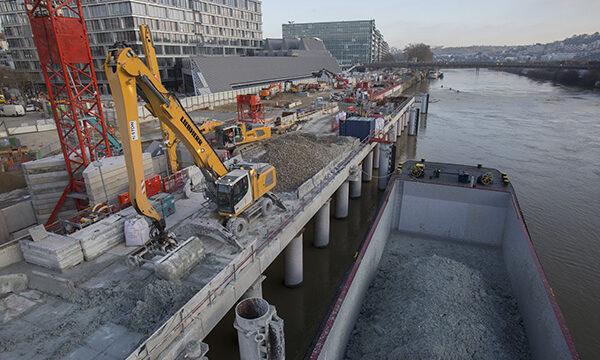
[20,234,84,271]
[0,273,28,295]
[28,270,76,298]
[0,293,40,324]
[28,224,49,242]
[0,201,36,234]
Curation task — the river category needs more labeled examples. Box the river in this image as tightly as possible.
[205,69,600,359]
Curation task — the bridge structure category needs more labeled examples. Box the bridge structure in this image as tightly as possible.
[366,61,600,71]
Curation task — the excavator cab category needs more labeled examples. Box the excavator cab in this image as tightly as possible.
[215,170,253,216]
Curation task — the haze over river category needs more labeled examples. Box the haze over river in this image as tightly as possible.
[405,69,600,359]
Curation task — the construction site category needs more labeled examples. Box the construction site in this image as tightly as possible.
[0,2,429,360]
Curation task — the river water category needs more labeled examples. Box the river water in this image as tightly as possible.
[404,69,600,359]
[205,69,600,359]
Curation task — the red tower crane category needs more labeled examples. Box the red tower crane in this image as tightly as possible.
[24,0,112,225]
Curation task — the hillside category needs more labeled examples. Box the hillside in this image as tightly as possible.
[433,33,600,62]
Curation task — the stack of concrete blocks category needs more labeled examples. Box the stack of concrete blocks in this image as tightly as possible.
[22,155,77,224]
[83,154,156,206]
[20,225,83,271]
[70,213,129,261]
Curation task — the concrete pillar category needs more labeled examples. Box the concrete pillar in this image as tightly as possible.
[397,119,402,137]
[408,107,420,136]
[391,123,398,140]
[420,93,430,114]
[314,200,331,248]
[335,181,349,219]
[373,144,380,169]
[362,151,373,182]
[241,275,265,300]
[378,143,393,190]
[349,166,362,198]
[350,179,362,199]
[284,233,303,288]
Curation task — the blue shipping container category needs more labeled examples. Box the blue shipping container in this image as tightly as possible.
[339,117,375,141]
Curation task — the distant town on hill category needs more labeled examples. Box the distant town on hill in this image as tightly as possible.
[432,33,600,62]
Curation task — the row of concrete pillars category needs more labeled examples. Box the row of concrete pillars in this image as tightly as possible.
[282,107,414,288]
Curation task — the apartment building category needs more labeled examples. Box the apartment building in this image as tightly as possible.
[0,0,263,91]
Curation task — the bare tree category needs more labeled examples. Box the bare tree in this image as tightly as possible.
[403,43,433,62]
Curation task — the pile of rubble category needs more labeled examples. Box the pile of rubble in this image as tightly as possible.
[254,133,356,192]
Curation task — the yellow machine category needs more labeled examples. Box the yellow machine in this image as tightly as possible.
[214,123,271,150]
[105,26,281,239]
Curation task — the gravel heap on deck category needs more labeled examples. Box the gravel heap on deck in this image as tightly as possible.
[254,133,356,192]
[345,253,530,360]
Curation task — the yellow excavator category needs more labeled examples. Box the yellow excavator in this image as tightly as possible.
[105,26,283,242]
[213,123,271,151]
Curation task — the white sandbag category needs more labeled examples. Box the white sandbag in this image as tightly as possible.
[124,217,150,247]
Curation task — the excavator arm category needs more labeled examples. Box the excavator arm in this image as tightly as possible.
[104,43,228,230]
[139,24,179,174]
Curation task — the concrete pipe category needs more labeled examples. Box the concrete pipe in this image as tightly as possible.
[378,143,393,190]
[284,233,303,288]
[234,298,285,360]
[373,144,380,169]
[314,200,331,248]
[362,151,373,182]
[408,108,420,136]
[335,181,350,219]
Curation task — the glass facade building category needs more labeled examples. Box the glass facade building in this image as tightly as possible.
[0,0,263,91]
[282,20,389,67]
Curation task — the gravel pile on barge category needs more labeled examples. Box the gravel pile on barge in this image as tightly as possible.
[345,235,530,360]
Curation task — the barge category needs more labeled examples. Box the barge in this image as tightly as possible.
[310,161,578,360]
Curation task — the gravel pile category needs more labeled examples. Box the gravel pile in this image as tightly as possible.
[255,133,356,192]
[345,253,530,360]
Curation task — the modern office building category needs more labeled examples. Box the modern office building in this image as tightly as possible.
[282,20,389,67]
[0,0,263,91]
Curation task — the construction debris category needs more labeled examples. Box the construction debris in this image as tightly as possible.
[252,133,356,192]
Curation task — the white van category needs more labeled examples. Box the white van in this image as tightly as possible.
[0,104,25,117]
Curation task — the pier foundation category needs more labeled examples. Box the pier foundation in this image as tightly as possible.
[362,151,373,182]
[335,181,349,219]
[241,275,265,300]
[373,144,380,169]
[378,144,392,190]
[284,233,303,288]
[314,200,331,248]
[349,166,362,199]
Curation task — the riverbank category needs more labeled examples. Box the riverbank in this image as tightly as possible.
[503,68,600,89]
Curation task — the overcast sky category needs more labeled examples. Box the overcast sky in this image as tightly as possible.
[262,0,600,48]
